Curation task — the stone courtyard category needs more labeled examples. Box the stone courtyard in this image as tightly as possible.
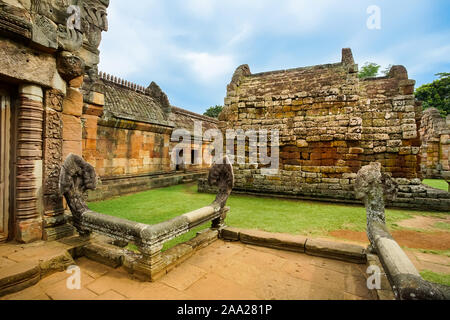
[0,0,449,303]
[1,225,449,301]
[0,239,378,300]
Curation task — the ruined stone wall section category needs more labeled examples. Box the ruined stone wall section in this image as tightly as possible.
[420,108,450,179]
[357,66,421,180]
[221,49,424,202]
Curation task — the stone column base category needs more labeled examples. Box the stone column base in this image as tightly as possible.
[43,224,75,241]
[15,219,43,244]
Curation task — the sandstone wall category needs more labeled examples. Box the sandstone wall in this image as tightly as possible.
[82,75,218,201]
[217,49,450,210]
[419,108,450,179]
[84,120,171,177]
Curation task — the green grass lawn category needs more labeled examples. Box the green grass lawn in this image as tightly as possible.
[88,183,445,251]
[423,179,448,191]
[420,270,450,286]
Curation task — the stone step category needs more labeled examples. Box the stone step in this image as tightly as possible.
[0,236,91,298]
[0,262,40,297]
[83,242,124,268]
[221,227,367,264]
[305,238,367,264]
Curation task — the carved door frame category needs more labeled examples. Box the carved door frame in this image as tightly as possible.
[0,86,13,242]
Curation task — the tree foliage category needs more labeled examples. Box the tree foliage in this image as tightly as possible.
[415,73,450,116]
[382,64,393,76]
[203,105,223,118]
[358,62,381,79]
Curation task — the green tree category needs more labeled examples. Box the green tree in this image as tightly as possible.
[415,73,450,116]
[203,105,223,118]
[358,62,381,79]
[382,64,393,76]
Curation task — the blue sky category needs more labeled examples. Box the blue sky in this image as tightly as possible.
[99,0,450,115]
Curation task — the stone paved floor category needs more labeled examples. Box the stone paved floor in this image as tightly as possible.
[1,240,379,300]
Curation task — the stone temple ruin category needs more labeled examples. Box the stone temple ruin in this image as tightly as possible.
[0,0,218,244]
[202,48,450,211]
[0,0,449,301]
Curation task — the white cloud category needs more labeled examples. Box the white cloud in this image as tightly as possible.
[97,0,449,111]
[184,0,216,19]
[180,52,235,82]
[349,31,450,80]
[408,43,450,75]
[226,24,253,48]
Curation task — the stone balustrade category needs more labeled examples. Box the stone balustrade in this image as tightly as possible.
[355,162,450,300]
[59,153,234,280]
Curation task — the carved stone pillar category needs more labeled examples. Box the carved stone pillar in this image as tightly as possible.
[42,88,74,241]
[15,85,44,243]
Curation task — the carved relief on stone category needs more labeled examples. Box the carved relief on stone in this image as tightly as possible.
[31,13,58,49]
[44,193,65,216]
[57,51,85,80]
[0,4,32,40]
[45,89,64,112]
[43,95,64,214]
[44,138,62,195]
[29,0,82,51]
[44,108,63,139]
[29,0,109,52]
[81,0,108,51]
[57,23,83,51]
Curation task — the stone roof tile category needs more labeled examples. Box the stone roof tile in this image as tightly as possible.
[102,80,172,127]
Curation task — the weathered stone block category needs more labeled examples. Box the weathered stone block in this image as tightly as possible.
[403,131,418,140]
[83,243,124,268]
[63,140,82,159]
[62,114,82,141]
[239,229,307,253]
[63,88,83,116]
[38,251,75,278]
[220,227,241,241]
[305,239,366,264]
[0,262,40,297]
[15,220,42,244]
[87,92,105,106]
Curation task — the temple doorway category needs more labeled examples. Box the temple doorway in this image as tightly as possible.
[0,86,12,242]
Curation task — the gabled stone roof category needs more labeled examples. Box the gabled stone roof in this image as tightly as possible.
[99,73,218,132]
[169,106,219,133]
[102,80,173,127]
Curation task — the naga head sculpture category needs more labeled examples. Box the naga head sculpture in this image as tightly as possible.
[59,154,97,235]
[207,155,234,209]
